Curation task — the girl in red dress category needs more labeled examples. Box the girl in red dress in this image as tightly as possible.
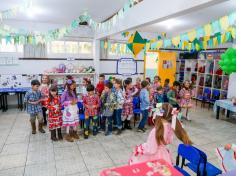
[47,86,63,141]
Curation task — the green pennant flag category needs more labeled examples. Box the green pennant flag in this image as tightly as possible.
[100,40,104,49]
[14,36,19,45]
[19,35,25,44]
[215,32,221,44]
[6,36,12,44]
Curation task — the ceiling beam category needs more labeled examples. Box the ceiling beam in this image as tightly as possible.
[95,0,229,39]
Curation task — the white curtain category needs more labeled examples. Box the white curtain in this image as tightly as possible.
[24,44,47,58]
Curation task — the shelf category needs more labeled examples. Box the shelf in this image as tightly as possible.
[47,73,95,76]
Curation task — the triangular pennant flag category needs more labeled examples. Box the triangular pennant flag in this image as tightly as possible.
[204,24,212,36]
[220,16,229,31]
[196,27,205,39]
[172,35,180,47]
[157,40,163,49]
[163,39,171,48]
[133,43,145,57]
[221,33,226,44]
[180,33,189,42]
[212,20,221,34]
[188,30,197,42]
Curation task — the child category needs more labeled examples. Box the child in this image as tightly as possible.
[100,82,116,136]
[96,74,105,97]
[129,103,192,165]
[81,77,91,97]
[122,79,134,130]
[24,80,46,134]
[137,80,150,132]
[83,84,100,139]
[39,75,50,126]
[134,77,142,97]
[152,76,161,94]
[61,79,79,142]
[46,86,63,141]
[163,78,170,95]
[167,81,181,109]
[114,79,125,135]
[145,77,151,84]
[179,80,194,121]
[154,86,164,104]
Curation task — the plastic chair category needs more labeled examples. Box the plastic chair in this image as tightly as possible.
[77,102,85,129]
[196,88,211,108]
[208,89,220,109]
[175,144,222,176]
[133,96,141,127]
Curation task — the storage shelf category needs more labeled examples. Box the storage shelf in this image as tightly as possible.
[47,73,95,76]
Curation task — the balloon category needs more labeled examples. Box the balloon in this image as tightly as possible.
[224,58,231,65]
[221,53,227,60]
[218,60,224,65]
[232,58,236,65]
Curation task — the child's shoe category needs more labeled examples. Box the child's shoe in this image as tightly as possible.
[72,130,80,140]
[51,130,58,141]
[57,128,63,140]
[38,123,46,133]
[116,129,122,135]
[105,132,112,136]
[31,122,36,134]
[64,134,74,142]
[126,120,132,130]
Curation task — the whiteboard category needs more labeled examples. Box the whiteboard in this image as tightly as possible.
[227,73,236,98]
[116,58,137,76]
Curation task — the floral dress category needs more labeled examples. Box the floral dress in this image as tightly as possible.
[179,88,194,108]
[129,123,174,165]
[122,89,133,118]
[39,84,50,107]
[46,96,63,130]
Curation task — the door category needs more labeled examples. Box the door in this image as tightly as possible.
[157,51,176,86]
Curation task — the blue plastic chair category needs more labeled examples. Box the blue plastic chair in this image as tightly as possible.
[175,144,222,176]
[196,88,211,108]
[77,102,85,129]
[133,96,141,127]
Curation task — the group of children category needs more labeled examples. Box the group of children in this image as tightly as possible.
[24,74,194,143]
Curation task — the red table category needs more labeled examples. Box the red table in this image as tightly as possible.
[100,159,183,176]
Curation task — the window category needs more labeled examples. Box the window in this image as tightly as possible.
[50,41,65,53]
[108,42,131,55]
[0,39,23,53]
[65,41,79,54]
[79,42,92,54]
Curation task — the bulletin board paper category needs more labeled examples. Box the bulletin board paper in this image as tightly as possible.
[228,73,236,98]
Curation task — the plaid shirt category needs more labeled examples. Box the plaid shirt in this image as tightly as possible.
[83,94,100,117]
[24,90,43,114]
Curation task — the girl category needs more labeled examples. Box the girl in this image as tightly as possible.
[129,103,192,165]
[47,86,63,141]
[122,79,134,130]
[61,79,79,142]
[114,79,124,135]
[152,76,161,94]
[81,78,91,97]
[39,75,50,125]
[179,80,194,121]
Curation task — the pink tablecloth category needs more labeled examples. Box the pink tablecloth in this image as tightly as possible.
[100,159,183,176]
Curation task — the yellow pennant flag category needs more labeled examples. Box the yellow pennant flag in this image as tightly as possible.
[204,24,212,36]
[188,43,192,50]
[104,41,108,49]
[229,28,236,39]
[220,16,229,31]
[172,35,180,47]
[221,33,226,43]
[203,36,210,42]
[146,43,151,50]
[203,40,207,50]
[157,40,163,49]
[196,43,200,51]
[213,37,218,47]
[188,30,197,42]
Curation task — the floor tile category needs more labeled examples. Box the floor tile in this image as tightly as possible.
[24,163,56,176]
[0,167,24,176]
[0,154,27,170]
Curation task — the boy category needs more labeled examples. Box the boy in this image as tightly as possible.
[154,86,164,104]
[96,74,105,97]
[100,82,116,136]
[137,80,150,132]
[167,81,181,109]
[163,78,170,95]
[24,80,45,134]
[83,84,100,139]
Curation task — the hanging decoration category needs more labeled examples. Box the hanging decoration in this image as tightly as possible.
[219,48,236,74]
[127,31,146,57]
[0,0,32,21]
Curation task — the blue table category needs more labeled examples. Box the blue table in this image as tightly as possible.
[0,88,31,112]
[214,99,236,119]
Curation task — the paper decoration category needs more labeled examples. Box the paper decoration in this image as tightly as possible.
[204,24,212,36]
[220,16,229,31]
[116,58,137,76]
[188,30,197,42]
[127,31,146,57]
[172,36,180,47]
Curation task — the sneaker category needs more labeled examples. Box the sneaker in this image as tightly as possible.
[105,132,112,136]
[137,128,145,133]
[116,129,122,135]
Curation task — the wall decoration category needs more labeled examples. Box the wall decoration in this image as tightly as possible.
[127,31,146,57]
[116,58,137,76]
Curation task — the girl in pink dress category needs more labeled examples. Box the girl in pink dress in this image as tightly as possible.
[179,80,194,121]
[129,103,192,165]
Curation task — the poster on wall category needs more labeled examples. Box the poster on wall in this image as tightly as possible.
[145,52,158,80]
[0,74,40,89]
[117,58,137,76]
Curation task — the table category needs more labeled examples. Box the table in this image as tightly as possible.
[100,159,182,176]
[221,169,236,176]
[214,99,236,119]
[0,88,30,112]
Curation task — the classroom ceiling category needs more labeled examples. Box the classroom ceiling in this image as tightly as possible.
[137,0,236,37]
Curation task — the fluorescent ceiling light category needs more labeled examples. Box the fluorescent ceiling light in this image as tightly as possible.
[26,7,44,19]
[157,18,183,29]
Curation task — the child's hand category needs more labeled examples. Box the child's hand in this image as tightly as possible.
[225,144,232,150]
[93,105,97,108]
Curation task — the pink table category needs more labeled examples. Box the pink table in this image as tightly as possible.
[100,159,183,176]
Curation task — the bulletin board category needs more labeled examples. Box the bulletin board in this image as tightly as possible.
[144,52,158,80]
[227,73,236,98]
[116,58,137,76]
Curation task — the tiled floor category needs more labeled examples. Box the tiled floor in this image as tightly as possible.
[0,106,235,176]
